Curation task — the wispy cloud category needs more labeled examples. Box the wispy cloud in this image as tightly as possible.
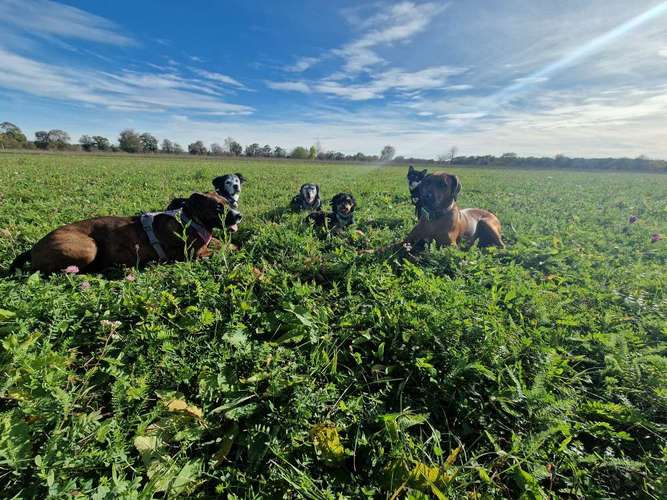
[0,0,135,46]
[192,69,247,88]
[266,81,312,93]
[335,1,447,73]
[0,47,253,115]
[269,2,451,102]
[287,56,321,72]
[269,65,465,101]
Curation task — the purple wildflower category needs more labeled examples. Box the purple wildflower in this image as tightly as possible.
[63,265,80,274]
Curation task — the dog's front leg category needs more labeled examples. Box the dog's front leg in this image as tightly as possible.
[205,237,238,254]
[208,237,223,251]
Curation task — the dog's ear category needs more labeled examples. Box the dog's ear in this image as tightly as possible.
[408,165,414,172]
[448,175,461,200]
[235,173,246,184]
[349,194,356,210]
[421,169,428,176]
[212,176,225,190]
[315,184,320,196]
[330,193,342,210]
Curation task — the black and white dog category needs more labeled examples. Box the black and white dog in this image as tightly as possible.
[407,165,428,219]
[291,183,322,211]
[167,173,246,211]
[212,173,246,209]
[307,192,356,231]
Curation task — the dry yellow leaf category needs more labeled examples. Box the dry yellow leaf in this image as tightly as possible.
[166,399,203,419]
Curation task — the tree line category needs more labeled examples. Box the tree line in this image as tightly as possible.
[451,152,667,172]
[1,121,665,171]
[0,122,397,162]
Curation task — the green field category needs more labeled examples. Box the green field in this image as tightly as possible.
[0,153,665,498]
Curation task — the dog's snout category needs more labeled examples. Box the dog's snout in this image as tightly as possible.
[226,208,242,223]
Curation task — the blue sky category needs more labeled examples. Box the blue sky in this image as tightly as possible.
[2,0,667,158]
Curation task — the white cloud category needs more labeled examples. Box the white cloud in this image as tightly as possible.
[287,57,320,72]
[336,1,447,73]
[659,47,667,57]
[266,81,312,93]
[0,0,134,46]
[0,47,253,115]
[270,65,466,101]
[446,85,473,91]
[192,69,246,88]
[269,2,454,102]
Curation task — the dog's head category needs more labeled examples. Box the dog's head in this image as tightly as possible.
[212,173,246,201]
[407,165,428,191]
[299,183,320,205]
[184,192,242,232]
[418,173,461,212]
[331,192,356,216]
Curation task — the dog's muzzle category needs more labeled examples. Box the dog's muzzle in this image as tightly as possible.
[225,209,242,232]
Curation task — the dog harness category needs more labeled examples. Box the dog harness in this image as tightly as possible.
[140,209,212,261]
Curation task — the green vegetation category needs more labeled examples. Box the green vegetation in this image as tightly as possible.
[0,153,665,498]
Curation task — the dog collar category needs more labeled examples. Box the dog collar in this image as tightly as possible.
[307,198,321,209]
[422,201,455,221]
[180,211,213,246]
[335,212,354,227]
[218,192,238,209]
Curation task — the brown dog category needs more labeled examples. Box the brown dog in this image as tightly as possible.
[402,173,504,249]
[9,192,241,274]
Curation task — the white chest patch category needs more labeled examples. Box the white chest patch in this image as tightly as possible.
[459,208,478,241]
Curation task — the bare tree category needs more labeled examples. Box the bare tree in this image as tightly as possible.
[448,146,458,162]
[380,145,395,161]
[224,137,242,156]
[161,139,174,153]
[47,129,70,150]
[210,143,224,155]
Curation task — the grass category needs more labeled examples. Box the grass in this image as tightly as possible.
[0,153,665,498]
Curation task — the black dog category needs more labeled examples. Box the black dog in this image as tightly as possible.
[291,183,322,211]
[407,165,428,219]
[167,173,246,211]
[307,193,356,231]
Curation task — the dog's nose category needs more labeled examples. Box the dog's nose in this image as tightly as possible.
[230,209,242,222]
